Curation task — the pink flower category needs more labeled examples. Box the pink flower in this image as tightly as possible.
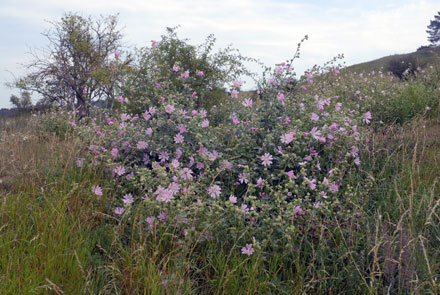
[123,194,134,204]
[174,134,184,144]
[91,185,103,196]
[207,185,221,198]
[259,152,273,167]
[173,65,179,72]
[117,96,124,103]
[151,40,159,48]
[137,141,148,150]
[241,244,254,256]
[197,71,204,76]
[311,113,319,122]
[180,168,193,180]
[114,207,125,215]
[286,170,295,180]
[229,195,237,203]
[180,70,189,79]
[233,80,242,88]
[363,111,372,124]
[114,166,126,176]
[201,119,209,128]
[154,187,174,203]
[231,90,239,99]
[114,50,120,57]
[293,205,303,216]
[158,211,167,222]
[242,98,253,108]
[165,105,175,114]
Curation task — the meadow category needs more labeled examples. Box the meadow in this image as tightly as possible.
[1,50,440,294]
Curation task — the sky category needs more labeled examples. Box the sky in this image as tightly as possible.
[0,0,438,108]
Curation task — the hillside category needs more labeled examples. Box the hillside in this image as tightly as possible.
[346,45,440,73]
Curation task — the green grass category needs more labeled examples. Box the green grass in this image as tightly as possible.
[0,113,439,293]
[345,45,440,73]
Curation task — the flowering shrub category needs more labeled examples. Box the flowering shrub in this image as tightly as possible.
[71,57,374,253]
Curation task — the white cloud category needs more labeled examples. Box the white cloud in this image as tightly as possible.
[0,0,438,107]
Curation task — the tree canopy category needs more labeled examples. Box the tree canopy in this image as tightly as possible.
[13,13,130,116]
[427,11,440,46]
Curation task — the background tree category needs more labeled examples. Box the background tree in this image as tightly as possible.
[427,11,440,46]
[12,13,130,116]
[9,91,33,110]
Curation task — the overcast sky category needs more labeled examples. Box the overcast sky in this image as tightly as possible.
[0,0,438,108]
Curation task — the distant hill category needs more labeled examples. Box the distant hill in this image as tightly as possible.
[345,45,440,73]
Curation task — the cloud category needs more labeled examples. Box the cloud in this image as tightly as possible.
[0,0,438,107]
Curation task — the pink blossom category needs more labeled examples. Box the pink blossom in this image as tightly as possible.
[242,98,253,107]
[173,65,179,72]
[241,243,254,256]
[137,141,148,150]
[229,195,237,203]
[91,185,103,196]
[114,207,125,215]
[180,168,193,180]
[165,104,175,114]
[260,152,273,167]
[231,90,239,99]
[207,185,221,198]
[201,119,209,128]
[123,194,134,204]
[233,80,242,88]
[363,111,372,124]
[174,134,184,144]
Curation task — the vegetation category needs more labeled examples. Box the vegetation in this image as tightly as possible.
[427,11,440,47]
[2,13,440,295]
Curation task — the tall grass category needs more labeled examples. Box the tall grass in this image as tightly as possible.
[1,114,439,293]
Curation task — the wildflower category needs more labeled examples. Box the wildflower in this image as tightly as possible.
[239,173,248,184]
[233,80,242,88]
[146,216,156,229]
[159,151,169,162]
[231,90,239,99]
[165,104,175,114]
[311,113,319,122]
[329,182,339,193]
[123,194,134,204]
[114,50,120,57]
[76,158,84,167]
[363,111,372,124]
[151,40,159,48]
[173,65,179,72]
[91,185,103,196]
[137,141,148,150]
[207,185,221,198]
[180,168,193,180]
[180,70,189,79]
[293,205,303,216]
[286,170,295,180]
[260,153,273,167]
[241,244,254,256]
[158,211,167,222]
[114,165,126,176]
[174,134,184,144]
[114,207,125,215]
[197,71,204,76]
[117,96,124,103]
[201,119,209,128]
[154,187,174,203]
[310,127,322,140]
[256,177,263,188]
[171,159,180,170]
[242,98,253,107]
[229,195,237,203]
[145,127,153,136]
[168,182,180,195]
